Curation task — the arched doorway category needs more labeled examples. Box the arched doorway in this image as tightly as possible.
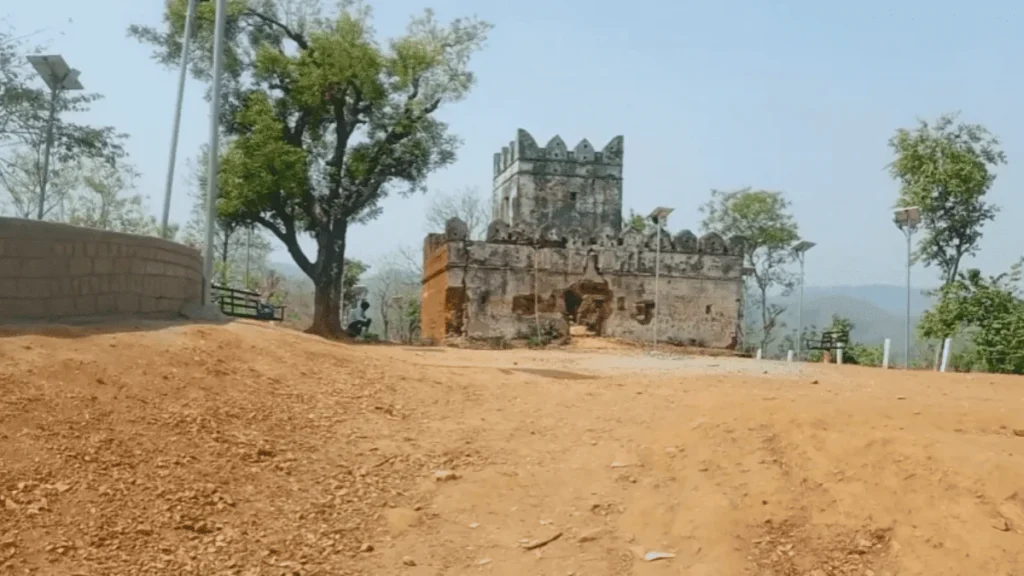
[563,278,611,336]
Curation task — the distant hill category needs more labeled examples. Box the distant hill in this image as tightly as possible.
[767,286,937,363]
[800,284,936,317]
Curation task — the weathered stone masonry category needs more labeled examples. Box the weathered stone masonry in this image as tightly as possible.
[422,129,747,347]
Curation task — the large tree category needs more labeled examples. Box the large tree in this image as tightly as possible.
[888,113,1006,286]
[131,2,490,336]
[700,188,800,352]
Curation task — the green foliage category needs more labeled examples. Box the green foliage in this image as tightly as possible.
[888,113,1006,287]
[66,161,158,235]
[917,262,1024,374]
[818,314,883,366]
[624,209,650,233]
[0,26,127,198]
[131,1,491,336]
[181,149,273,287]
[700,188,800,351]
[2,148,83,219]
[779,314,883,366]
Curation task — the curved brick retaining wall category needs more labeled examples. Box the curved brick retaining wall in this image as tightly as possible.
[0,218,203,322]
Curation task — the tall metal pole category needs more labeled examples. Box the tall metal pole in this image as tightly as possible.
[797,255,805,361]
[203,0,228,305]
[160,0,198,239]
[244,225,252,288]
[653,217,661,351]
[905,228,912,369]
[37,86,58,220]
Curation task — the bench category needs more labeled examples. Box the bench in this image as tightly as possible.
[805,330,849,351]
[210,283,286,322]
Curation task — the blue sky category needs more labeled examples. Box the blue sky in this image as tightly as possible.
[6,0,1021,287]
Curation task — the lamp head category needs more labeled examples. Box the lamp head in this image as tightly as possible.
[893,206,921,230]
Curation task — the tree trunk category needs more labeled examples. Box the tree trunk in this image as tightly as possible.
[759,286,770,353]
[306,223,347,338]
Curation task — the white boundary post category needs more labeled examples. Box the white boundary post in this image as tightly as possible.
[787,350,793,362]
[756,348,763,360]
[883,338,891,369]
[940,338,951,372]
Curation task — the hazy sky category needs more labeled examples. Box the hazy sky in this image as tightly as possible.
[6,0,1021,287]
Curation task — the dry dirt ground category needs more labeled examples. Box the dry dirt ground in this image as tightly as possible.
[2,321,1024,576]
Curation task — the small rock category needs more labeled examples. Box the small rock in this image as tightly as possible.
[477,558,491,565]
[433,470,459,482]
[577,528,606,543]
[644,551,675,561]
[610,462,631,468]
[359,543,374,552]
[810,379,819,385]
[993,518,1011,532]
[469,522,480,528]
[896,396,907,400]
[1012,429,1024,438]
[402,556,416,566]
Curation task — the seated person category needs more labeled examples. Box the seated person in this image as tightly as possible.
[256,300,276,319]
[346,300,372,337]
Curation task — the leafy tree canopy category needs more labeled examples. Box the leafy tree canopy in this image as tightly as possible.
[700,188,801,350]
[889,112,1006,285]
[130,0,491,336]
[917,262,1024,374]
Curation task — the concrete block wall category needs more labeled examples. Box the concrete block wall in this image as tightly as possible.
[0,218,203,322]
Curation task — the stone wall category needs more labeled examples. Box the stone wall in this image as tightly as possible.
[0,218,203,321]
[421,227,746,348]
[492,129,624,236]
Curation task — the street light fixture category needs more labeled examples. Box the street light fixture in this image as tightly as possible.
[792,240,816,361]
[160,0,205,239]
[26,54,83,220]
[648,206,674,351]
[893,206,921,369]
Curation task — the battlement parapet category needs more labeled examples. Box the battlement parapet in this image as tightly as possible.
[432,217,745,257]
[493,129,624,177]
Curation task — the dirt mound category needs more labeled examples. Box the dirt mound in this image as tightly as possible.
[0,322,447,575]
[2,321,1024,575]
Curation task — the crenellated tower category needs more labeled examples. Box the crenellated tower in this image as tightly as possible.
[492,129,624,236]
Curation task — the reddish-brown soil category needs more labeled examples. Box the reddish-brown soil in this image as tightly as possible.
[1,321,1023,575]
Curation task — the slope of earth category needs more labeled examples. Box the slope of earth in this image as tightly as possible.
[2,322,1024,575]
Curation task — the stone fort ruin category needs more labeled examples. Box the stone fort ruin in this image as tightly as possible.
[420,129,747,347]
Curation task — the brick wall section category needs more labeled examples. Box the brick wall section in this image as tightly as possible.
[0,218,203,321]
[420,234,452,343]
